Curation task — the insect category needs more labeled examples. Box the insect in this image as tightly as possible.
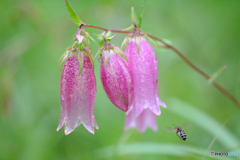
[165,125,189,141]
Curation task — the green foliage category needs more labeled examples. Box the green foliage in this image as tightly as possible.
[131,1,146,28]
[64,0,82,26]
[96,31,112,48]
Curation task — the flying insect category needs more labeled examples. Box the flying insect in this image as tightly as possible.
[165,125,189,141]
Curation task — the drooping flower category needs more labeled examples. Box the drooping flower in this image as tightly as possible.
[57,29,98,135]
[123,35,166,132]
[124,107,157,133]
[100,41,133,112]
[124,81,166,132]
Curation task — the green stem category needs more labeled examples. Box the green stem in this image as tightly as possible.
[84,24,240,109]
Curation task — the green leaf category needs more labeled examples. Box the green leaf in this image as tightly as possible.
[92,143,226,160]
[96,31,112,48]
[64,0,82,26]
[131,7,137,24]
[105,31,112,39]
[137,0,147,28]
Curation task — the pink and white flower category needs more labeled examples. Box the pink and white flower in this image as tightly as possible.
[124,36,166,132]
[57,52,98,135]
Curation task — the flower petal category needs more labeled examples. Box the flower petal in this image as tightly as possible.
[124,107,158,133]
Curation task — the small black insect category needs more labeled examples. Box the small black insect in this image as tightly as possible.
[165,125,189,141]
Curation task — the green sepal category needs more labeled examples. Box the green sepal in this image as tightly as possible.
[135,36,141,54]
[104,50,110,67]
[79,42,83,51]
[58,48,70,66]
[144,35,156,47]
[94,33,104,48]
[77,51,84,76]
[95,31,113,48]
[121,37,130,51]
[208,65,227,84]
[114,47,128,63]
[137,0,147,28]
[59,51,70,72]
[64,0,82,26]
[122,24,134,31]
[81,31,96,45]
[85,50,94,68]
[131,7,137,24]
[93,49,102,61]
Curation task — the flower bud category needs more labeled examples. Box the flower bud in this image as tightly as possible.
[100,48,133,112]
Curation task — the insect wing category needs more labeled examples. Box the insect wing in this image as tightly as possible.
[165,127,176,133]
[181,124,191,130]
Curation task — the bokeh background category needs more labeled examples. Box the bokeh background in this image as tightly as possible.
[1,0,240,159]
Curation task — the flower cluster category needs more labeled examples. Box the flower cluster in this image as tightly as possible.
[57,26,166,135]
[57,1,166,135]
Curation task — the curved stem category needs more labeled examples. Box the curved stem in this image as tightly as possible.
[147,34,240,108]
[84,24,240,109]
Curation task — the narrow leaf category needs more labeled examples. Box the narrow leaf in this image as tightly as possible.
[131,7,137,24]
[137,0,147,28]
[64,0,82,26]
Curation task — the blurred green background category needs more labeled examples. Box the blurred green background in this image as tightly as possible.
[1,0,240,159]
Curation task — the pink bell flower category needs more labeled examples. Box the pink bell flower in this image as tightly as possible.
[57,52,98,135]
[123,36,166,132]
[100,46,133,112]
